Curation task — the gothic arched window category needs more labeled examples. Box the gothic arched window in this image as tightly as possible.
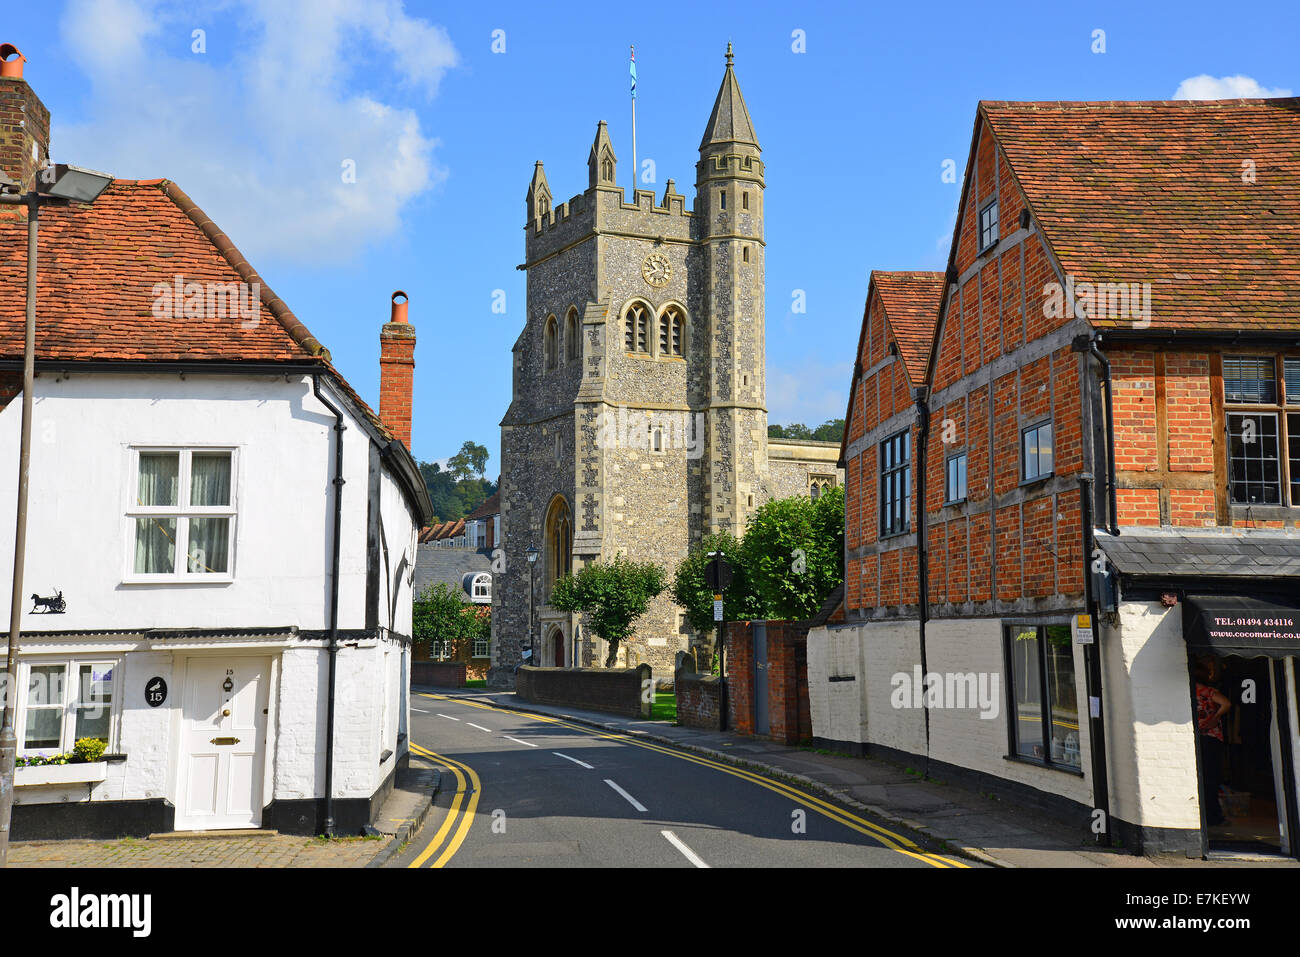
[543,315,558,370]
[624,301,650,355]
[601,157,614,183]
[544,495,572,598]
[565,307,580,361]
[659,305,685,358]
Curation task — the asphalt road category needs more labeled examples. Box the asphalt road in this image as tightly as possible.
[393,691,978,869]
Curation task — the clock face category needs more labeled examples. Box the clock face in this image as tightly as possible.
[642,253,671,288]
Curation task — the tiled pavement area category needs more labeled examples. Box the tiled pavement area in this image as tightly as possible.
[8,832,391,868]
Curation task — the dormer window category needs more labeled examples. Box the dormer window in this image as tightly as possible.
[979,197,999,252]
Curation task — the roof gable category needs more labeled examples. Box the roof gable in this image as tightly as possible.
[981,97,1300,333]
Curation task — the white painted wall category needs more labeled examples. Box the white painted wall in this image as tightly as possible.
[0,373,377,634]
[2,372,422,818]
[1102,601,1201,831]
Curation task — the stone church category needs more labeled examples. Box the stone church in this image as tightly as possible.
[488,47,840,687]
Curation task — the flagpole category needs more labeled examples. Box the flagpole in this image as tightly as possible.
[630,44,637,200]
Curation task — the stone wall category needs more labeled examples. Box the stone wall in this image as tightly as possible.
[675,671,724,731]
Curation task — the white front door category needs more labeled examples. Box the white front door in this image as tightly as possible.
[175,657,269,831]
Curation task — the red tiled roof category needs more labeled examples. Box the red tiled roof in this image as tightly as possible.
[871,271,945,383]
[0,179,328,362]
[465,492,499,521]
[981,97,1300,332]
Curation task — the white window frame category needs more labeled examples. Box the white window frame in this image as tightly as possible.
[471,573,492,604]
[16,657,121,757]
[124,446,238,583]
[473,636,490,659]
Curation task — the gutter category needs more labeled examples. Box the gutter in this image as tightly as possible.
[1073,334,1119,535]
[312,375,346,837]
[1078,474,1112,845]
[913,387,932,778]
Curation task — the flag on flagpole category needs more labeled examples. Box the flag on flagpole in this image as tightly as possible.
[630,45,637,99]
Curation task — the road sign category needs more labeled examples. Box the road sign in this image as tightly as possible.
[1074,613,1094,645]
[713,595,723,622]
[704,554,733,591]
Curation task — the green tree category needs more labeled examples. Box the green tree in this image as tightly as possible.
[812,418,845,442]
[670,533,762,669]
[447,440,490,481]
[413,582,489,661]
[549,556,666,667]
[741,484,844,621]
[769,422,813,440]
[767,424,786,439]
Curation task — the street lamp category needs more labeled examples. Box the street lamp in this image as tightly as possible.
[525,544,539,668]
[0,162,114,867]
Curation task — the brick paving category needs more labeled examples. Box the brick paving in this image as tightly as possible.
[8,833,391,868]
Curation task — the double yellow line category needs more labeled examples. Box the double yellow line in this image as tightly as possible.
[416,692,967,869]
[406,742,481,868]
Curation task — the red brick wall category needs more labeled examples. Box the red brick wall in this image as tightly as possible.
[379,321,416,447]
[724,620,810,745]
[0,76,50,192]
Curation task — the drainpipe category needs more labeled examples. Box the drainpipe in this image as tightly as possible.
[313,375,346,837]
[913,387,932,778]
[1078,474,1112,845]
[1074,334,1120,535]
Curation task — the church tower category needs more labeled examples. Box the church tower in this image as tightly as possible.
[491,46,787,686]
[696,42,768,536]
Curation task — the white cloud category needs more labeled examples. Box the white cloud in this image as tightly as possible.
[55,0,458,265]
[1173,74,1293,100]
[767,358,853,429]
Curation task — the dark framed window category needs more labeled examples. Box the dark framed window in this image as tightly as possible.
[719,190,727,210]
[945,452,967,504]
[978,197,999,251]
[1021,420,1053,482]
[1222,355,1300,506]
[1004,624,1081,771]
[879,429,911,536]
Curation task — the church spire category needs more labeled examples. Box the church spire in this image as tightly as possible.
[699,43,759,151]
[588,120,617,188]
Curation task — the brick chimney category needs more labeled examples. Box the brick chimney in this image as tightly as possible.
[379,290,415,448]
[0,44,50,192]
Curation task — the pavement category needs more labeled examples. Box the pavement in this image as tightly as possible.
[8,751,441,870]
[432,685,1299,869]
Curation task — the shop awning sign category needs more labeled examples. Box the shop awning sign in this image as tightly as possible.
[1182,594,1300,659]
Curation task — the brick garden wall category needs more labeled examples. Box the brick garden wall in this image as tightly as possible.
[724,620,811,745]
[515,664,652,719]
[411,661,466,687]
[675,671,723,731]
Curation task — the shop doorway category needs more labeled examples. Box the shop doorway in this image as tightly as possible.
[1193,654,1297,856]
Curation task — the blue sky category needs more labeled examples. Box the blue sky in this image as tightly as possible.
[12,0,1298,474]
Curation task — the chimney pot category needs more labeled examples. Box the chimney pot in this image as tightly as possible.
[391,289,409,324]
[0,44,25,79]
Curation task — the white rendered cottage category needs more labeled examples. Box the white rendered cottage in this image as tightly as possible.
[0,69,432,837]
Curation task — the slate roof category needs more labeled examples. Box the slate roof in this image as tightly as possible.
[699,51,759,149]
[982,97,1300,333]
[872,271,945,384]
[413,543,492,597]
[1097,529,1300,578]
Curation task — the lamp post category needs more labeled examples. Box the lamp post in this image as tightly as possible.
[0,163,113,867]
[525,544,539,668]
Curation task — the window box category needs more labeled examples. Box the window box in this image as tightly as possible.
[15,761,108,787]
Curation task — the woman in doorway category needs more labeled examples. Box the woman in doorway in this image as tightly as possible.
[1194,657,1233,827]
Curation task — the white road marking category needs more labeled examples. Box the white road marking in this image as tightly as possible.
[661,830,709,868]
[604,779,647,812]
[436,714,460,721]
[467,722,493,733]
[553,752,594,769]
[504,735,537,748]
[412,707,430,713]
